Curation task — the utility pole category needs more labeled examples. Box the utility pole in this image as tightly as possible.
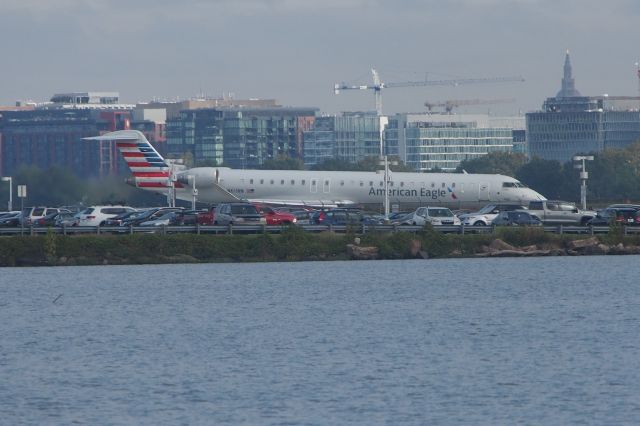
[1,176,11,211]
[379,155,397,221]
[573,156,594,210]
[188,175,198,210]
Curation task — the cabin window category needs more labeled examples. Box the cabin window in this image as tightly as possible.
[281,179,285,185]
[291,179,295,185]
[260,179,264,184]
[431,183,435,188]
[452,183,455,188]
[441,182,445,188]
[379,181,383,187]
[340,180,344,186]
[325,180,329,186]
[249,179,254,184]
[360,181,364,187]
[301,179,306,185]
[400,182,404,187]
[311,179,316,185]
[389,181,394,187]
[369,181,373,186]
[270,179,274,185]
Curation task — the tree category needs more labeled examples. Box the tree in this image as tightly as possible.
[311,158,357,171]
[516,158,564,199]
[456,152,527,176]
[260,155,304,170]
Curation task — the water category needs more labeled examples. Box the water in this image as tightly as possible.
[1,257,640,425]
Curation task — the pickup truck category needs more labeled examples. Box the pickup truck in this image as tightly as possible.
[524,200,596,225]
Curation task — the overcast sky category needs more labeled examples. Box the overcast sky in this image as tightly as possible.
[1,0,638,115]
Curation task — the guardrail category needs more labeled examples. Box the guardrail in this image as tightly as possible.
[0,223,635,236]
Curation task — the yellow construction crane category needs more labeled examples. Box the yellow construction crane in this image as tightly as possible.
[334,68,524,116]
[424,98,516,113]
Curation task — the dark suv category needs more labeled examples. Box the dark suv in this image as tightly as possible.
[214,203,266,225]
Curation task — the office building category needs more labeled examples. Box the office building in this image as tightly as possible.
[527,52,640,162]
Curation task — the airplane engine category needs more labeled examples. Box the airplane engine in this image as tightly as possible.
[176,167,220,188]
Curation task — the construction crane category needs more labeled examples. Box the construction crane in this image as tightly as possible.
[334,68,525,116]
[424,98,516,113]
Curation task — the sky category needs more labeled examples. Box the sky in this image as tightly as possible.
[1,0,639,116]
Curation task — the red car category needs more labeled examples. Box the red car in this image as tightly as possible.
[252,204,297,225]
[197,207,216,225]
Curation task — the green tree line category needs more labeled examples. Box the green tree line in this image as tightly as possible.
[0,165,166,210]
[2,143,639,209]
[457,142,640,203]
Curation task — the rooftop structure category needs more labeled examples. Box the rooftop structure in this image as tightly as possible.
[556,50,581,98]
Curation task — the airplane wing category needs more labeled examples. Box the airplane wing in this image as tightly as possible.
[246,198,357,208]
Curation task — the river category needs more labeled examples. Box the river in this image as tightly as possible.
[1,257,639,424]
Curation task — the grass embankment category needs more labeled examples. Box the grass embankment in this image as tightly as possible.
[0,225,637,267]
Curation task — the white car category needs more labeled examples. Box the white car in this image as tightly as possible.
[76,205,137,226]
[398,207,461,226]
[458,203,528,226]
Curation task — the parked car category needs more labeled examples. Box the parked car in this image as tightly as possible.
[396,207,461,226]
[196,207,217,225]
[526,200,595,225]
[34,211,77,227]
[492,210,542,227]
[458,203,528,226]
[290,210,314,225]
[310,208,374,226]
[0,211,22,227]
[77,205,137,227]
[21,207,62,226]
[139,211,180,227]
[214,203,266,225]
[54,212,80,227]
[587,208,640,226]
[171,210,205,225]
[101,210,143,227]
[252,203,297,225]
[119,207,183,227]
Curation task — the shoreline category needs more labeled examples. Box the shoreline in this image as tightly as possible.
[1,226,638,267]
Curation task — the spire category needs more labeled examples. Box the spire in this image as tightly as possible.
[556,50,581,98]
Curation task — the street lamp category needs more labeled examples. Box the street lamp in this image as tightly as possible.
[573,156,594,210]
[1,176,12,211]
[187,175,198,210]
[378,155,397,221]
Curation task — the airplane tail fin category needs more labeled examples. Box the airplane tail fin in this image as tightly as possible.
[84,130,172,188]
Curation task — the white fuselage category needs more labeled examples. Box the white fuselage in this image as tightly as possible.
[160,167,546,208]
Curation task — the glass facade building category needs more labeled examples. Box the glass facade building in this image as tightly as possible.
[302,113,389,167]
[387,114,514,171]
[166,107,317,168]
[526,96,640,163]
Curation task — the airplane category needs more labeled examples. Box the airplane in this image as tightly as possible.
[86,130,546,209]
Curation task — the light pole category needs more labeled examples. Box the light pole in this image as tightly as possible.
[187,175,198,210]
[573,156,594,210]
[378,155,397,221]
[1,176,11,211]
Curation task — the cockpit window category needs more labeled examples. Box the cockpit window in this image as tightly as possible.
[502,181,528,188]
